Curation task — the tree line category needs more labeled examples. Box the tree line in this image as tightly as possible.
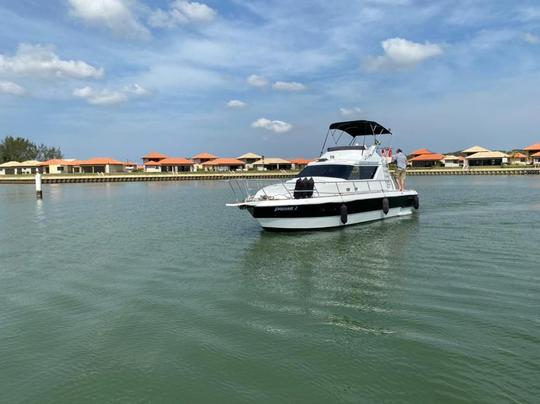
[0,136,63,163]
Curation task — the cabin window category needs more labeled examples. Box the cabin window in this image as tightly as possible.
[348,165,378,180]
[297,164,353,179]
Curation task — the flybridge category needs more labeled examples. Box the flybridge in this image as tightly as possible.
[321,120,392,156]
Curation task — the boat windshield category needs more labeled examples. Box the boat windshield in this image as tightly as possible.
[297,164,377,180]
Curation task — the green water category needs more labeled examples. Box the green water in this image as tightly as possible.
[1,177,539,403]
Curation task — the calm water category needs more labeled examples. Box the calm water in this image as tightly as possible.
[1,177,539,403]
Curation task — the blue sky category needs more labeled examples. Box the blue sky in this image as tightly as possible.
[0,0,539,161]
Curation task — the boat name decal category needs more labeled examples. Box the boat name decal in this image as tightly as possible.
[274,206,298,212]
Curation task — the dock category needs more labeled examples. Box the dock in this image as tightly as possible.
[1,167,539,185]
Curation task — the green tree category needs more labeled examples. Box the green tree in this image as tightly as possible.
[0,136,63,163]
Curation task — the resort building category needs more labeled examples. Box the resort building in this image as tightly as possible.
[410,153,445,168]
[466,151,508,166]
[442,155,464,168]
[142,152,168,164]
[524,143,540,159]
[462,145,490,157]
[509,152,529,165]
[123,162,138,172]
[289,158,312,170]
[78,158,126,174]
[201,158,245,171]
[159,157,194,173]
[0,161,22,175]
[252,158,293,171]
[237,153,262,169]
[192,152,218,170]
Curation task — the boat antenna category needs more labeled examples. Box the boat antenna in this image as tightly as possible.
[320,129,331,156]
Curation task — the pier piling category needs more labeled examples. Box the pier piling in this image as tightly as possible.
[35,173,43,199]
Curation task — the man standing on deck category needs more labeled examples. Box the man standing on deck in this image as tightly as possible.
[393,149,407,192]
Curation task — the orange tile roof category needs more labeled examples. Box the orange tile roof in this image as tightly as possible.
[79,158,125,165]
[410,148,433,156]
[193,152,218,159]
[142,152,168,159]
[202,158,245,166]
[410,153,445,161]
[159,157,194,165]
[144,161,161,166]
[511,152,527,159]
[532,151,540,157]
[524,143,540,151]
[289,158,313,165]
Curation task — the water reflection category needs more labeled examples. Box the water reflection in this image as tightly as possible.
[236,217,418,333]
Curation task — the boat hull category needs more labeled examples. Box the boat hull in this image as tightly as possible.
[245,193,418,230]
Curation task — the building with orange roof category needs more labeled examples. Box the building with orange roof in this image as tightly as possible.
[142,152,168,164]
[159,157,194,173]
[410,153,445,168]
[78,158,126,174]
[409,148,433,157]
[39,159,80,174]
[509,152,529,165]
[524,143,540,159]
[143,160,161,173]
[201,158,245,172]
[532,151,540,166]
[289,158,313,170]
[192,152,218,171]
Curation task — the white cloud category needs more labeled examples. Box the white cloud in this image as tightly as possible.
[365,37,444,71]
[227,99,247,108]
[247,74,269,88]
[0,81,26,96]
[524,33,540,44]
[149,1,217,28]
[68,0,150,38]
[73,83,148,105]
[0,43,104,79]
[340,107,363,117]
[272,81,306,91]
[252,118,292,133]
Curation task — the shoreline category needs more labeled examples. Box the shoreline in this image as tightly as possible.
[0,167,539,184]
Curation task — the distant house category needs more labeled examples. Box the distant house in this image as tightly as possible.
[252,158,293,171]
[462,145,491,157]
[0,160,44,175]
[192,152,218,170]
[40,159,78,174]
[289,158,312,170]
[410,153,445,168]
[202,158,245,172]
[0,161,22,175]
[142,152,168,164]
[78,158,126,174]
[159,157,194,173]
[123,162,138,172]
[442,155,464,168]
[509,152,529,165]
[524,143,540,159]
[532,152,540,166]
[466,151,508,166]
[237,153,262,169]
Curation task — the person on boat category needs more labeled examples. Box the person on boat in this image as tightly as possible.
[393,148,407,191]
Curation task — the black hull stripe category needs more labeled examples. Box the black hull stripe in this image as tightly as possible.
[249,195,415,218]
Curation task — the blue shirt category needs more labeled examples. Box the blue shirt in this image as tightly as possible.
[394,152,407,170]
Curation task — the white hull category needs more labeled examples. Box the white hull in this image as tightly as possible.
[256,206,414,230]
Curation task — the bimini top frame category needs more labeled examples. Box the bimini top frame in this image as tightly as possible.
[320,120,392,156]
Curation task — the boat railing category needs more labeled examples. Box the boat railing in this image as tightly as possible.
[228,178,395,203]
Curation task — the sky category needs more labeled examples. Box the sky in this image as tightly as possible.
[0,0,539,161]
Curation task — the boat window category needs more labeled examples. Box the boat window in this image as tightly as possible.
[348,165,378,180]
[297,164,353,179]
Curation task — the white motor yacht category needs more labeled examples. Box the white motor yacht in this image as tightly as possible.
[227,120,419,230]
